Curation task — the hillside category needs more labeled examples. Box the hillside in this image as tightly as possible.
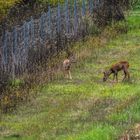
[0,9,140,140]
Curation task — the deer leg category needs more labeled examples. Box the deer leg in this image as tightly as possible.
[66,71,69,79]
[68,70,72,80]
[122,72,127,81]
[127,71,130,80]
[126,70,130,81]
[123,67,130,81]
[115,73,118,82]
[113,73,116,81]
[113,71,118,82]
[122,70,127,82]
[64,70,66,78]
[64,70,68,79]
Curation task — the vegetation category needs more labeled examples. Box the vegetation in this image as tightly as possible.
[0,7,140,140]
[0,0,65,21]
[0,0,138,23]
[0,0,18,20]
[0,0,138,34]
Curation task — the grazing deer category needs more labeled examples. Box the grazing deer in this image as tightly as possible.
[63,52,76,80]
[103,61,130,82]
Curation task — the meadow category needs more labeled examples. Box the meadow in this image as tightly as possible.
[0,8,140,140]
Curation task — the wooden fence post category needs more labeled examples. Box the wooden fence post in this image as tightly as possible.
[12,27,17,80]
[2,32,8,72]
[82,0,86,16]
[89,0,93,14]
[74,0,78,36]
[57,2,61,34]
[65,0,69,34]
[48,5,51,39]
[31,16,35,48]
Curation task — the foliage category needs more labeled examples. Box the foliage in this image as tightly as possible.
[131,0,140,9]
[0,0,19,20]
[0,0,65,21]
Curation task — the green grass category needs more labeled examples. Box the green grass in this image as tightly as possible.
[0,9,140,140]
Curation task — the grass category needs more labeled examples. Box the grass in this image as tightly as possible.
[0,9,140,140]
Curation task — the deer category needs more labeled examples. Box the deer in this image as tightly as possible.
[103,61,130,82]
[63,52,76,80]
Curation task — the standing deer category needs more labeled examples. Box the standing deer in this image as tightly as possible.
[103,61,130,82]
[63,52,76,80]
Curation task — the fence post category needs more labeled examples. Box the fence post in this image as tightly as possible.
[40,13,47,44]
[48,5,51,39]
[82,0,86,16]
[31,16,35,48]
[40,14,43,43]
[12,27,17,79]
[57,2,61,34]
[23,22,29,48]
[89,0,93,14]
[97,0,100,6]
[23,22,29,73]
[65,0,69,34]
[74,0,78,35]
[2,32,8,72]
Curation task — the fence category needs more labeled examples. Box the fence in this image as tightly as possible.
[0,0,101,79]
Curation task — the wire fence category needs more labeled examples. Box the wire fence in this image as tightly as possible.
[0,0,101,79]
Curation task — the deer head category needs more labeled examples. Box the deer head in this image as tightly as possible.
[103,70,112,82]
[66,51,76,63]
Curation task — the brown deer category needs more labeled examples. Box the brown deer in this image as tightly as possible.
[103,61,130,82]
[63,52,76,80]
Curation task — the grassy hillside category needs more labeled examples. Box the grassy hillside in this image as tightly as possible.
[0,9,140,140]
